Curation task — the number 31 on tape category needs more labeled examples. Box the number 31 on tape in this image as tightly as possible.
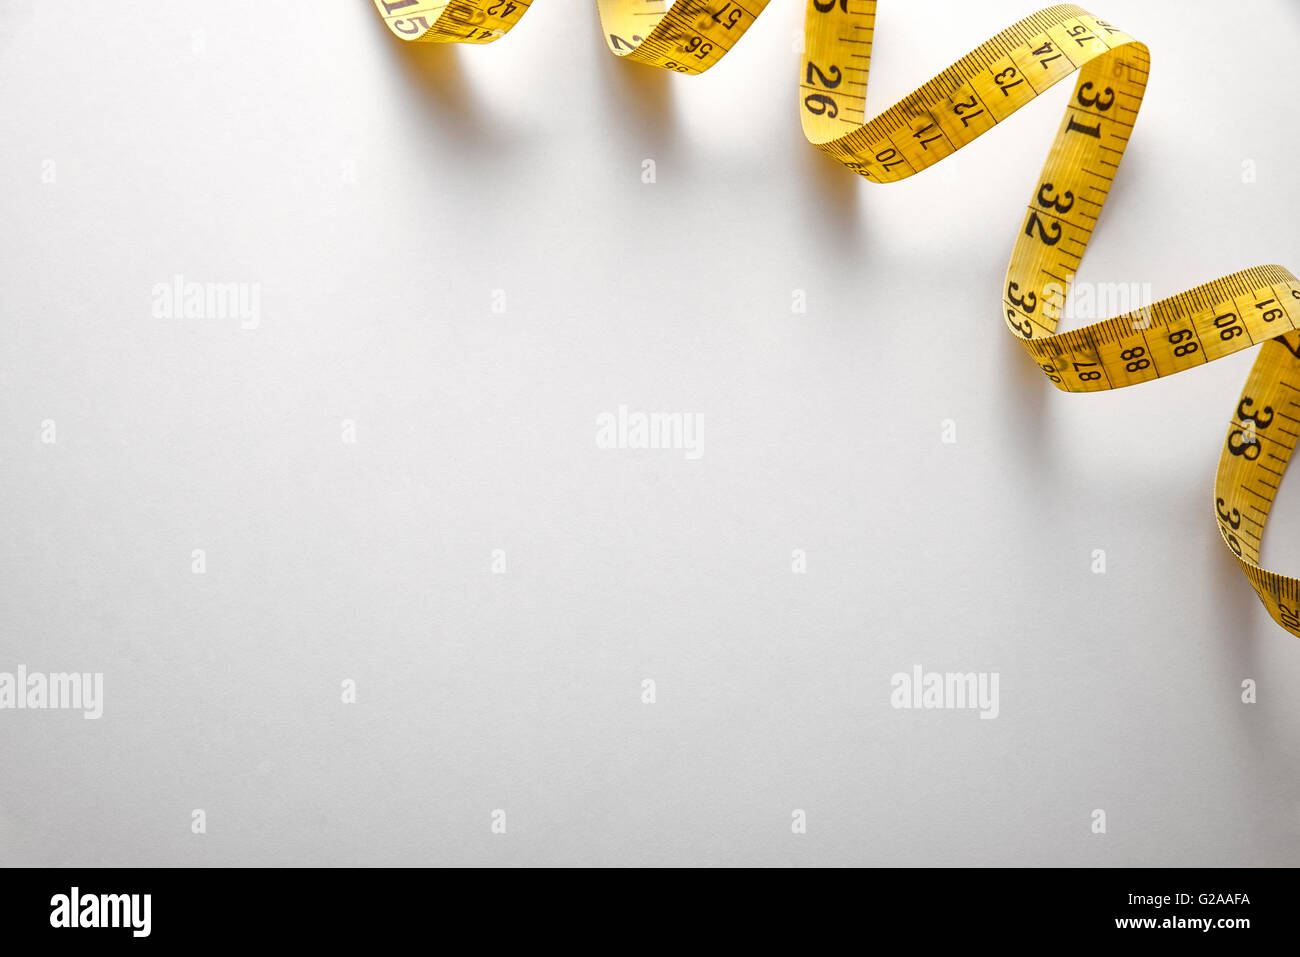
[372,0,1300,641]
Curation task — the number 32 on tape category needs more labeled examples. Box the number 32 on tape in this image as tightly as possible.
[372,0,1300,641]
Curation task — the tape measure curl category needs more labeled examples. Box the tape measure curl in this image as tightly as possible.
[372,0,1300,640]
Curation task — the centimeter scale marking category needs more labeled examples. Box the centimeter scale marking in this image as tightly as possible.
[371,0,1300,639]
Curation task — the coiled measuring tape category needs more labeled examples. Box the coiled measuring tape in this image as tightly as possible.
[372,0,1300,639]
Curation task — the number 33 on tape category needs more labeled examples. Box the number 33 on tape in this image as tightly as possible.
[372,1,1300,640]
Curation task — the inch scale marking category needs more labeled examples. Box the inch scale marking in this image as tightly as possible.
[371,0,1300,640]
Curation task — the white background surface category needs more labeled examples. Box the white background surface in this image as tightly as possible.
[3,0,1300,866]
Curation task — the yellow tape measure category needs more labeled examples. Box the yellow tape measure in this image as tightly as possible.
[372,0,1300,640]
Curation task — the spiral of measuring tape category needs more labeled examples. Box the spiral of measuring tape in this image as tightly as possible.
[372,0,1300,640]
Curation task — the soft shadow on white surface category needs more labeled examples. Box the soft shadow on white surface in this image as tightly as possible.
[2,0,1299,867]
